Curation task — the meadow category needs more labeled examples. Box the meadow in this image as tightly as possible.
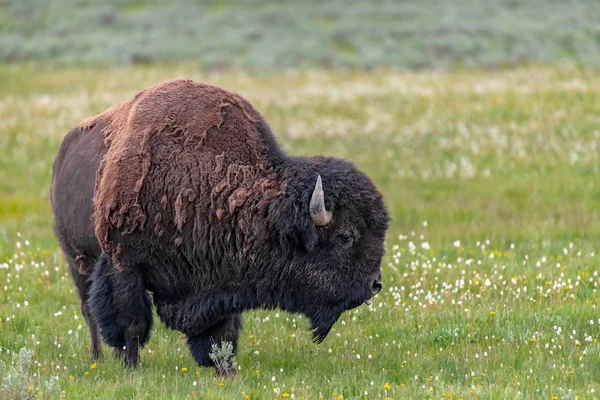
[1,64,600,399]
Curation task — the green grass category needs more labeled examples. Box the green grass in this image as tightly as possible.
[1,64,600,398]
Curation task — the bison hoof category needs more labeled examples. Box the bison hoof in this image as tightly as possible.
[90,349,103,361]
[111,347,125,360]
[123,358,140,369]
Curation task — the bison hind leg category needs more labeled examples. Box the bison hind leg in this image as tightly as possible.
[88,254,153,367]
[67,255,103,360]
[186,313,242,377]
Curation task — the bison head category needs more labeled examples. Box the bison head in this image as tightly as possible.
[271,157,389,343]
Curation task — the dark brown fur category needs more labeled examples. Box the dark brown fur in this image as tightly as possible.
[52,79,389,375]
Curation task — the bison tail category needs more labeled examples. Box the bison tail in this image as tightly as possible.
[88,254,154,351]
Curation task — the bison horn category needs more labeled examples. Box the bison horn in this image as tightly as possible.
[310,175,332,226]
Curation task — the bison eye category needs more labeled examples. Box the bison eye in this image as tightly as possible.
[337,230,354,247]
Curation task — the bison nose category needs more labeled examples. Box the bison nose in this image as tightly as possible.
[372,280,383,296]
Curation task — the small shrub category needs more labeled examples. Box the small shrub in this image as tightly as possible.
[0,348,58,400]
[208,341,237,378]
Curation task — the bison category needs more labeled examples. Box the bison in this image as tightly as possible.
[51,79,389,376]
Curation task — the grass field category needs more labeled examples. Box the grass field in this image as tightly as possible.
[1,64,600,399]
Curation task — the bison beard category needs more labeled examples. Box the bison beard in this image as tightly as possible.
[51,79,389,376]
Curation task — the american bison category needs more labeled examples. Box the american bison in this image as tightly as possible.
[51,79,389,376]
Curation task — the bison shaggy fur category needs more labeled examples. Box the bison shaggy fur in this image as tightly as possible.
[51,79,389,375]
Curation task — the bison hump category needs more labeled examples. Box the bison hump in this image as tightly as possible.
[89,79,271,253]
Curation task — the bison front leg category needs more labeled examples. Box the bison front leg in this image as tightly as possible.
[88,255,153,367]
[186,313,242,377]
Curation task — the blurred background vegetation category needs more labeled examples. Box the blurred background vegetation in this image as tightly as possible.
[1,0,600,70]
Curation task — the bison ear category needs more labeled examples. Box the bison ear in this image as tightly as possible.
[268,196,318,252]
[296,211,318,251]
